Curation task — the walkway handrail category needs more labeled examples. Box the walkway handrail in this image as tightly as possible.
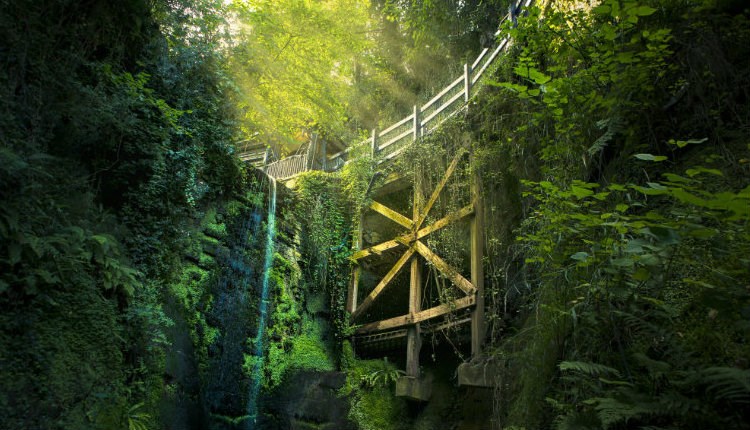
[325,0,532,171]
[265,153,308,180]
[257,0,532,179]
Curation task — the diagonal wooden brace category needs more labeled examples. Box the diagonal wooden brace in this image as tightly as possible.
[351,247,416,319]
[414,241,476,295]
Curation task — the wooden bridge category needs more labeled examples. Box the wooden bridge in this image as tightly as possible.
[238,0,531,181]
[239,0,533,398]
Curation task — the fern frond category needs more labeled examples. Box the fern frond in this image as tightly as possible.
[592,396,657,429]
[559,361,622,378]
[701,367,750,404]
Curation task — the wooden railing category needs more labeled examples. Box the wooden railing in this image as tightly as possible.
[253,0,532,180]
[265,154,309,180]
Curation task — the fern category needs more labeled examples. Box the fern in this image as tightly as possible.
[559,361,622,378]
[211,413,252,425]
[361,368,406,388]
[591,396,659,429]
[587,116,623,155]
[699,367,750,404]
[127,403,151,430]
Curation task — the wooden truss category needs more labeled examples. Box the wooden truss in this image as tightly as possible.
[347,148,485,376]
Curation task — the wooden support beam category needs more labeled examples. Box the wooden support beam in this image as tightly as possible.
[414,241,475,295]
[416,147,467,229]
[369,201,413,230]
[406,183,424,378]
[406,256,422,377]
[353,203,473,261]
[470,157,485,357]
[351,238,403,261]
[355,295,476,334]
[352,247,415,319]
[348,267,360,314]
[415,203,474,240]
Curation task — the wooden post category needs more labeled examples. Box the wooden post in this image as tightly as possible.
[321,138,327,171]
[371,128,378,158]
[413,105,421,141]
[263,147,271,165]
[470,151,485,357]
[464,63,472,102]
[306,133,318,171]
[406,182,423,378]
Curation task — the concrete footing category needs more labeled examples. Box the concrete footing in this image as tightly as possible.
[395,375,432,401]
[457,361,502,387]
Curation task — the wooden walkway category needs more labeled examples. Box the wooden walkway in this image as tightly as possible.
[238,0,532,181]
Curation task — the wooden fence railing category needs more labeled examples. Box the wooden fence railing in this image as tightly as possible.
[265,153,308,180]
[254,0,532,180]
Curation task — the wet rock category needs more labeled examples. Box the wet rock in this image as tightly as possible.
[259,370,355,430]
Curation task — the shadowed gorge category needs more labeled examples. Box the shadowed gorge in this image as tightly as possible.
[2,1,750,430]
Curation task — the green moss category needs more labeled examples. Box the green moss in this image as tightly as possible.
[197,252,215,269]
[289,319,334,370]
[170,264,210,309]
[265,317,334,388]
[224,200,244,217]
[349,385,407,430]
[198,232,220,247]
[340,349,408,430]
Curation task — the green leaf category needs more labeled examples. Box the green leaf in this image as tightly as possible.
[634,153,667,161]
[668,137,708,148]
[688,228,717,239]
[571,185,594,199]
[560,361,622,378]
[598,377,635,387]
[685,167,723,177]
[633,6,656,16]
[514,65,551,85]
[615,203,629,212]
[632,268,650,281]
[571,251,590,261]
[611,257,634,267]
[593,4,611,15]
[671,188,708,207]
[489,81,528,93]
[662,173,692,183]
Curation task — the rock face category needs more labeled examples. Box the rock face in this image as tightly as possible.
[259,371,356,430]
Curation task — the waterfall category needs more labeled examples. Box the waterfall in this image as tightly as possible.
[246,176,277,428]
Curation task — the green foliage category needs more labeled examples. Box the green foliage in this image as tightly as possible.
[265,318,335,389]
[340,349,408,430]
[361,368,406,389]
[126,403,152,430]
[294,172,354,342]
[467,1,750,429]
[229,0,371,145]
[1,0,246,427]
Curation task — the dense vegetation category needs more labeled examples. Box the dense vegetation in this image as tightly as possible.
[2,0,749,430]
[0,0,248,427]
[470,1,750,428]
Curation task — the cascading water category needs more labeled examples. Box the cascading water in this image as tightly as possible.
[246,176,277,428]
